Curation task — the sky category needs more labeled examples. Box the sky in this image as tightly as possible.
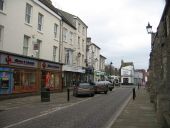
[51,0,165,70]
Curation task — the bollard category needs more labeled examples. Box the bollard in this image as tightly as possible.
[67,88,70,102]
[133,88,136,100]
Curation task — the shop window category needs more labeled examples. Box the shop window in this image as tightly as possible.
[14,69,36,86]
[42,71,60,89]
[0,72,9,88]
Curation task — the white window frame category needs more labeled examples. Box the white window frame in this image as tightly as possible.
[78,23,81,33]
[23,35,30,56]
[70,31,73,45]
[63,28,68,42]
[78,37,80,49]
[82,39,84,52]
[0,25,4,49]
[35,39,41,58]
[54,24,58,39]
[82,27,85,35]
[38,13,43,31]
[0,0,4,11]
[53,46,57,62]
[65,49,73,65]
[25,3,32,24]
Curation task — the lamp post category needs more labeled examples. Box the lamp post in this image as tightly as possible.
[110,62,113,76]
[146,22,152,34]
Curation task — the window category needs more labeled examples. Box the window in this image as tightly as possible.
[53,46,57,61]
[38,13,43,31]
[54,24,58,39]
[78,37,80,49]
[65,49,73,65]
[78,23,81,32]
[23,35,30,56]
[63,28,68,42]
[82,55,84,66]
[25,3,32,24]
[0,0,4,11]
[70,31,73,44]
[82,27,85,35]
[0,26,4,49]
[34,39,41,58]
[82,39,84,52]
[14,69,36,86]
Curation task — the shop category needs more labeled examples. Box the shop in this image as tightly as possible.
[40,61,62,92]
[0,52,39,94]
[62,65,85,87]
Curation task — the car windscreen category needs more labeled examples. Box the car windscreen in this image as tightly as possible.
[79,83,91,88]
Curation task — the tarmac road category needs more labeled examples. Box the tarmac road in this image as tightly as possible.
[0,87,133,128]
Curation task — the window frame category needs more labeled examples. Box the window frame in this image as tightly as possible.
[35,39,41,58]
[54,24,58,39]
[38,13,43,31]
[25,3,32,24]
[53,46,57,62]
[23,35,30,56]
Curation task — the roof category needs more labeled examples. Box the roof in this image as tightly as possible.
[56,9,76,29]
[39,0,76,29]
[120,60,134,69]
[91,43,101,49]
[100,55,107,59]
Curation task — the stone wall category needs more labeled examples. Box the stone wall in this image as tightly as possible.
[148,2,170,127]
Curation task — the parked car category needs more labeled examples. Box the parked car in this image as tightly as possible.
[114,79,120,86]
[73,82,95,97]
[94,81,108,94]
[105,81,114,91]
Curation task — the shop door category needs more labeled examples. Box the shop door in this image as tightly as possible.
[0,68,13,94]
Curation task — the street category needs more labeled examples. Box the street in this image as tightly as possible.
[0,87,133,128]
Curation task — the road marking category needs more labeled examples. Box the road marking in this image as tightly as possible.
[3,98,91,128]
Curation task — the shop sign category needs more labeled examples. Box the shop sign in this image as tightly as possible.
[0,54,38,67]
[41,62,61,70]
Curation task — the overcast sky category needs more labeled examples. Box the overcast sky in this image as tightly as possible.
[51,0,165,70]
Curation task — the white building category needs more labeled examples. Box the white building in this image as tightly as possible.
[86,37,101,81]
[56,10,88,85]
[0,0,65,95]
[120,60,135,85]
[0,0,62,61]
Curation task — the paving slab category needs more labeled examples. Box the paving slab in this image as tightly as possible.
[111,87,161,128]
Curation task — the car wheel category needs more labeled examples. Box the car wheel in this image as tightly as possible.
[109,88,112,91]
[104,91,107,94]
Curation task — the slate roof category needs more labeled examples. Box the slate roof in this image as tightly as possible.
[38,0,76,29]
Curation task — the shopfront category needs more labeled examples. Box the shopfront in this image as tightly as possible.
[0,52,39,94]
[62,65,85,87]
[40,61,62,92]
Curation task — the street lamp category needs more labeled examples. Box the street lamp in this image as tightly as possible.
[146,22,152,34]
[110,62,113,76]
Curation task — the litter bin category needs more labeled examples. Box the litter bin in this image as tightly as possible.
[41,88,50,102]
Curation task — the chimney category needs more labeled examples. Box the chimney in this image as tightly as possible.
[87,37,91,42]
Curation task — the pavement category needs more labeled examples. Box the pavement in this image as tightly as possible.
[0,86,161,128]
[111,86,161,128]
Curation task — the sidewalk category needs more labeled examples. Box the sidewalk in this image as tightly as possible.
[0,90,83,111]
[111,87,161,128]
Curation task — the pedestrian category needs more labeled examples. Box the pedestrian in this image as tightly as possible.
[133,88,136,100]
